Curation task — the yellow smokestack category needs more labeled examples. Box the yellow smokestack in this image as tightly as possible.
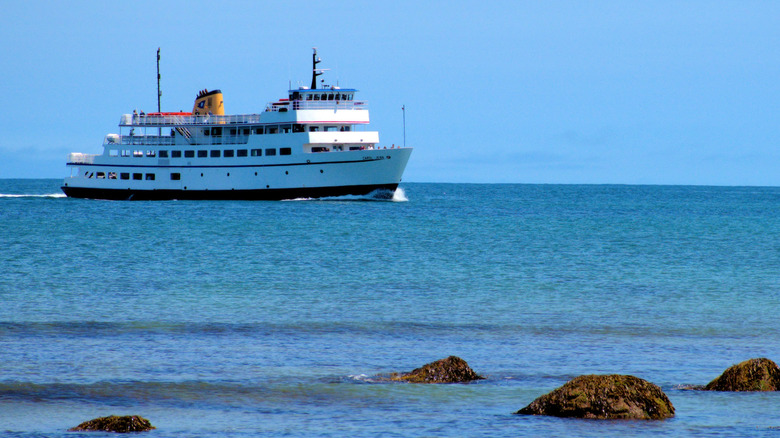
[192,89,224,115]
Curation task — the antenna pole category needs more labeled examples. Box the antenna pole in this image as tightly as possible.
[156,48,161,113]
[402,105,406,148]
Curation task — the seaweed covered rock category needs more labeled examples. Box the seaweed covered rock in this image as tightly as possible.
[516,374,674,420]
[705,358,780,391]
[69,415,155,433]
[391,356,484,383]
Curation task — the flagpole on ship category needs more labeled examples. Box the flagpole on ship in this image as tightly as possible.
[402,105,406,148]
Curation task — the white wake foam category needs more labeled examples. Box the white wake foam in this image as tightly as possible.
[0,193,66,198]
[284,188,409,202]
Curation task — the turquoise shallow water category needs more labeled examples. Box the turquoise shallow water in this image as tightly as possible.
[1,179,780,436]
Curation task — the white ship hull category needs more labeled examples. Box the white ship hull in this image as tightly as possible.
[62,147,411,201]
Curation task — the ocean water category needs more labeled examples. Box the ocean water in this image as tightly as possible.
[1,179,779,437]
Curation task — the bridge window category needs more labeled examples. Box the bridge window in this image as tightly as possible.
[255,127,264,134]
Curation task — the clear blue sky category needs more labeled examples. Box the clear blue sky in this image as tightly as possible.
[2,1,778,185]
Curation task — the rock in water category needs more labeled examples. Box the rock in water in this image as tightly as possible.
[705,358,780,391]
[69,415,155,433]
[391,356,484,383]
[516,374,675,420]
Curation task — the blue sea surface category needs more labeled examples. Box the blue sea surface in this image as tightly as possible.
[1,179,780,437]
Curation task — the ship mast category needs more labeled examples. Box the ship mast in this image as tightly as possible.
[156,48,162,113]
[311,48,322,90]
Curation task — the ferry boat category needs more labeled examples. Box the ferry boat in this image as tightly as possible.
[61,50,412,200]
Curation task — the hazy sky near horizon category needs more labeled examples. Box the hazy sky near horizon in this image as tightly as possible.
[1,1,779,185]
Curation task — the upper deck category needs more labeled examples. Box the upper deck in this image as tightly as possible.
[123,92,369,128]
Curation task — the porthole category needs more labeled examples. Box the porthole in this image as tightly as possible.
[255,172,257,176]
[201,173,204,177]
[285,171,288,175]
[227,172,230,177]
[320,169,323,173]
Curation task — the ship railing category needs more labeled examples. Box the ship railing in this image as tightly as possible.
[119,135,176,146]
[266,100,368,112]
[67,153,97,164]
[121,114,264,127]
[119,100,368,126]
[110,134,250,146]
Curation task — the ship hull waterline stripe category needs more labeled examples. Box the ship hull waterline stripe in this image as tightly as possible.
[60,183,399,201]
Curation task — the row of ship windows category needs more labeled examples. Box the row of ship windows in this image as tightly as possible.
[86,171,284,181]
[127,125,350,137]
[200,125,349,136]
[111,148,292,158]
[88,172,158,180]
[87,172,184,181]
[291,92,354,101]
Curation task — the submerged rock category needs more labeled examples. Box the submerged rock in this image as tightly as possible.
[69,415,155,433]
[705,358,780,391]
[516,374,674,420]
[391,356,485,383]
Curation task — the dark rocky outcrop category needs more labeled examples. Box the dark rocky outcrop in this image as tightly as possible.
[390,356,485,383]
[69,415,155,433]
[704,358,780,391]
[516,374,675,420]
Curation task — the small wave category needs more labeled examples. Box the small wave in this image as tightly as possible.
[0,193,66,198]
[347,374,378,383]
